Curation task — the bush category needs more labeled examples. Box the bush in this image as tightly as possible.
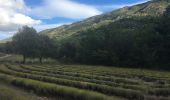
[1,65,144,99]
[0,73,113,100]
[148,88,170,96]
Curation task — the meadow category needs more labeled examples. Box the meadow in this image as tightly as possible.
[0,61,170,100]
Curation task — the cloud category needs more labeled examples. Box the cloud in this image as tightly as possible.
[0,31,14,40]
[29,0,102,19]
[0,0,41,32]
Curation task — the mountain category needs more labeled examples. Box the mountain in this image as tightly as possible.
[1,0,170,68]
[0,38,12,43]
[40,0,170,40]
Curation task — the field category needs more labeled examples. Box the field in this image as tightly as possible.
[0,62,170,100]
[0,82,49,100]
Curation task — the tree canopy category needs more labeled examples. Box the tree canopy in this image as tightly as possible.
[5,26,56,63]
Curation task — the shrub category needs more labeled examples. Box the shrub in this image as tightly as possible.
[0,73,113,100]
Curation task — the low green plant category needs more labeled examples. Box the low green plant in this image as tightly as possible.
[0,65,144,100]
[0,73,115,100]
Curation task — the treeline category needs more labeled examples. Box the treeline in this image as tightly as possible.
[0,26,57,63]
[0,7,170,69]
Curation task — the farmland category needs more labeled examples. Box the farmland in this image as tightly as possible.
[0,63,170,100]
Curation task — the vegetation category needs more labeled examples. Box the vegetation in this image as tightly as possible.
[1,26,56,63]
[54,6,170,69]
[0,2,170,69]
[39,0,170,40]
[0,64,124,100]
[0,63,169,100]
[0,82,47,100]
[0,0,170,99]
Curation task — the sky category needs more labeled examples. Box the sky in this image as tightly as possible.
[0,0,150,40]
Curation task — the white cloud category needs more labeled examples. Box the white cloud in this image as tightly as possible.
[0,0,41,32]
[0,31,14,40]
[29,0,102,19]
[0,0,25,10]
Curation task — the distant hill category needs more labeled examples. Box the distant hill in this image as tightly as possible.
[40,0,170,40]
[0,38,12,43]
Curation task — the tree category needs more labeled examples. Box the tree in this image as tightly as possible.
[38,35,56,63]
[156,6,170,35]
[12,26,39,63]
[155,6,170,67]
[58,42,76,61]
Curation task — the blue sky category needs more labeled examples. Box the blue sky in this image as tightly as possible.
[0,0,150,40]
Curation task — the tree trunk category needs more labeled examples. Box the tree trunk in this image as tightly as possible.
[40,57,42,64]
[23,55,26,64]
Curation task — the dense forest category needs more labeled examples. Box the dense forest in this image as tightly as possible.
[55,6,170,69]
[0,6,170,69]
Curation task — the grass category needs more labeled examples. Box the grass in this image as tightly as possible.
[0,53,6,57]
[20,65,141,85]
[0,65,144,99]
[0,73,116,100]
[0,82,48,100]
[0,54,57,63]
[0,62,170,100]
[7,65,147,91]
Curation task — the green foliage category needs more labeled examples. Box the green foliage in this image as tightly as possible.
[12,26,40,63]
[0,65,143,100]
[38,35,57,63]
[4,26,57,63]
[40,0,170,40]
[55,7,170,69]
[149,88,170,96]
[1,0,170,68]
[1,63,170,100]
[13,26,39,58]
[0,73,114,100]
[0,82,44,100]
[8,65,147,91]
[154,6,170,67]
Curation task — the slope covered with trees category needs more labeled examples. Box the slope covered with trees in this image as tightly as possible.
[40,0,170,40]
[0,0,170,69]
[55,5,170,69]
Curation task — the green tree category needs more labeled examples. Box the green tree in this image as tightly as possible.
[58,42,76,61]
[38,35,56,63]
[155,6,170,67]
[12,26,39,63]
[157,6,170,35]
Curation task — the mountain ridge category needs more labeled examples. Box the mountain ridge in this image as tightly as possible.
[40,0,170,40]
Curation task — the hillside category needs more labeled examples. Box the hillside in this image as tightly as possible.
[40,0,170,68]
[1,0,170,68]
[40,0,170,40]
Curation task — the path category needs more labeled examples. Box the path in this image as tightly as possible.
[0,54,11,59]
